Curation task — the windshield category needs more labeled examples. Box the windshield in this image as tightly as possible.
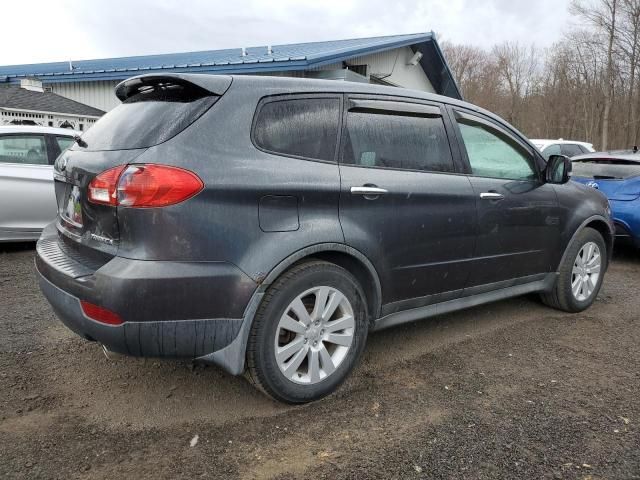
[78,81,218,151]
[572,158,640,179]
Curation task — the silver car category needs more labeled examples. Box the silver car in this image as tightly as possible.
[0,126,77,241]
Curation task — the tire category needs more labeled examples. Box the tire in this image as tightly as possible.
[246,260,368,403]
[541,227,607,312]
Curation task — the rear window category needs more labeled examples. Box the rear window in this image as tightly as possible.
[78,81,218,151]
[572,159,640,179]
[253,97,340,162]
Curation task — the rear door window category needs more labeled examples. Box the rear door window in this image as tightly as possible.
[0,135,48,165]
[79,80,219,151]
[253,97,341,162]
[341,108,454,173]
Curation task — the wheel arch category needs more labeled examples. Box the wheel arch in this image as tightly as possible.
[196,243,382,375]
[557,215,614,272]
[259,244,382,323]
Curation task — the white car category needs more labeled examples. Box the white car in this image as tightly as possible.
[0,126,78,241]
[531,138,596,160]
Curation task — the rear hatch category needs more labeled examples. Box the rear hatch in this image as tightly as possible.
[53,74,231,260]
[572,158,640,201]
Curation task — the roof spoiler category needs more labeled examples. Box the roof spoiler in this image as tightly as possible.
[114,73,233,101]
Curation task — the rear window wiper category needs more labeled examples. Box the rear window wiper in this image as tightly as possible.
[74,135,88,148]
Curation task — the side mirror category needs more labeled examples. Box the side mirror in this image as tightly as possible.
[545,154,572,184]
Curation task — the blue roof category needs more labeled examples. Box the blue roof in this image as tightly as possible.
[0,33,461,99]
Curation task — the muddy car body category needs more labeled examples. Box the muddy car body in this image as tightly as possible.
[36,74,614,403]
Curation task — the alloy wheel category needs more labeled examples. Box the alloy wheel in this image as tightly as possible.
[571,241,601,301]
[274,286,355,385]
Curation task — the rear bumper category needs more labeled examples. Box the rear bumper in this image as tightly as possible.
[35,223,257,363]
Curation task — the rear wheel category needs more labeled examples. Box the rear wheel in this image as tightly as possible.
[246,261,368,403]
[541,227,606,312]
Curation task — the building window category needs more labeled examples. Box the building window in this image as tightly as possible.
[48,121,53,127]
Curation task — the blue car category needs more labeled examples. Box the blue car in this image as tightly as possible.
[572,151,640,247]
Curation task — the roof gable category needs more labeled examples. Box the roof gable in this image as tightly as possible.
[0,33,461,99]
[0,86,105,116]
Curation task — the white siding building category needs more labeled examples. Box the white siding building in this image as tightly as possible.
[0,33,461,113]
[0,78,103,130]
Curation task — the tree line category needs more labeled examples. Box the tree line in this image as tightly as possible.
[443,0,640,151]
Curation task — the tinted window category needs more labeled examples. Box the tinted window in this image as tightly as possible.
[542,143,561,160]
[457,118,536,180]
[342,111,454,172]
[253,98,340,162]
[55,136,75,153]
[79,81,218,151]
[0,135,47,165]
[572,159,640,179]
[561,144,584,157]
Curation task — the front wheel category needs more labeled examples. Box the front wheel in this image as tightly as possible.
[246,261,368,403]
[541,227,607,312]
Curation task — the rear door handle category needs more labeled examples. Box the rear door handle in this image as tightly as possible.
[350,186,388,196]
[480,192,505,200]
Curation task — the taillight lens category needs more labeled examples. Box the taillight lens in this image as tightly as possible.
[88,164,203,208]
[88,165,126,206]
[80,301,123,326]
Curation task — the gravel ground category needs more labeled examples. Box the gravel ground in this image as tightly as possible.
[0,243,639,479]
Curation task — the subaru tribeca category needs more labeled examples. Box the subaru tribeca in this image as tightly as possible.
[36,74,613,403]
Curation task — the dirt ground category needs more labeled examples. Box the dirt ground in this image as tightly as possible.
[0,243,639,480]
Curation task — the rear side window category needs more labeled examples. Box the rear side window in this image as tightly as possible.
[342,111,454,173]
[542,143,561,160]
[253,97,340,162]
[55,136,75,153]
[0,135,48,165]
[561,144,584,157]
[79,81,219,151]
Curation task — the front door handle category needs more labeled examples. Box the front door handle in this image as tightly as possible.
[480,192,505,200]
[350,186,388,196]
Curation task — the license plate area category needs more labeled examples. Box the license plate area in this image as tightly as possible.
[60,184,84,229]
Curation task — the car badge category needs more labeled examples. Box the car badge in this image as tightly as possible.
[586,181,599,189]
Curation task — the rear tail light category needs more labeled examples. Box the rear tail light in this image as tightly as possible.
[80,301,123,326]
[87,165,126,206]
[88,164,203,208]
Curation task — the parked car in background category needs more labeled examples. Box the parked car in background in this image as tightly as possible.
[572,151,640,248]
[0,126,77,241]
[36,74,613,403]
[531,139,595,160]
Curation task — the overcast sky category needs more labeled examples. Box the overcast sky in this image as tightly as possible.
[1,0,573,66]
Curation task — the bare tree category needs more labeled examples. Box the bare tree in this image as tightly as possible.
[491,42,539,126]
[441,2,640,151]
[618,0,640,145]
[572,0,618,150]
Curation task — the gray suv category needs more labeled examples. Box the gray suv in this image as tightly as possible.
[36,74,614,403]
